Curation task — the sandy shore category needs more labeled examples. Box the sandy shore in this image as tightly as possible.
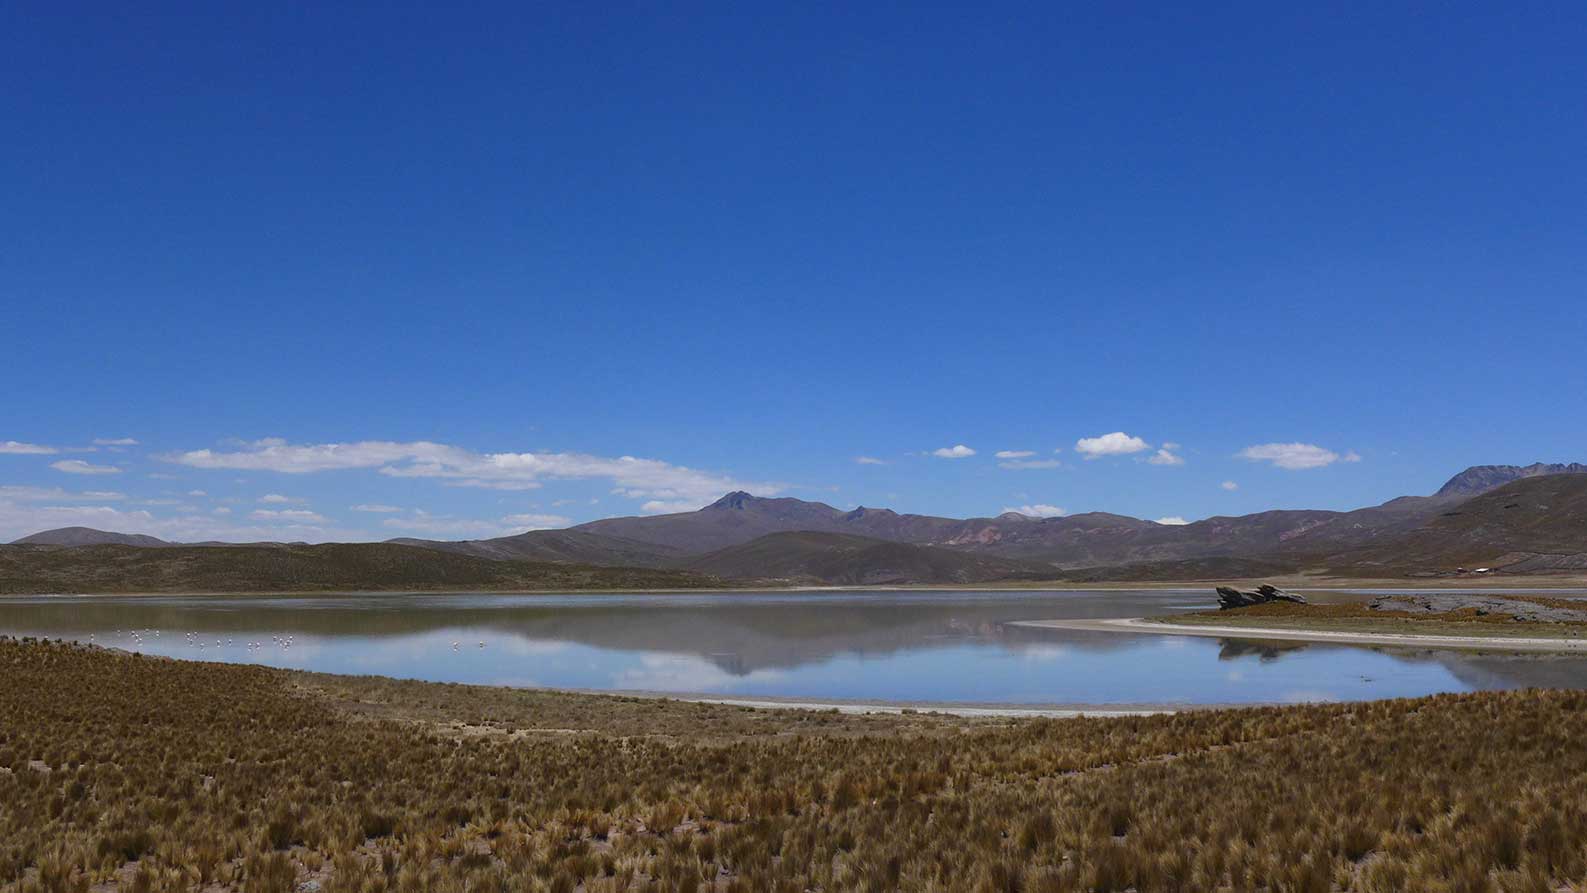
[1014,617,1587,653]
[560,686,1191,717]
[646,694,1178,718]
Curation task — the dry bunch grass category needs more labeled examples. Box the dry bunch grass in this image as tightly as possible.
[4,637,1587,891]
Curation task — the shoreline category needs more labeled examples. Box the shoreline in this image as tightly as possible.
[568,687,1193,717]
[1014,616,1587,653]
[7,577,1587,598]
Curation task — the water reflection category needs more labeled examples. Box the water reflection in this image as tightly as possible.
[3,590,1587,706]
[1217,639,1310,662]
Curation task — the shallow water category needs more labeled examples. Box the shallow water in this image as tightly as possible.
[4,589,1587,706]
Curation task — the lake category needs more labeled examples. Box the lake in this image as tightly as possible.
[4,589,1586,707]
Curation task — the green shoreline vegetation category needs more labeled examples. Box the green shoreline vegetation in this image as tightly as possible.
[1152,597,1587,640]
[8,639,1587,891]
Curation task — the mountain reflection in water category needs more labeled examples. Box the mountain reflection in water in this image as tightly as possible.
[3,589,1586,706]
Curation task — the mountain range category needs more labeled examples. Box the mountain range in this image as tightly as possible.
[10,462,1587,588]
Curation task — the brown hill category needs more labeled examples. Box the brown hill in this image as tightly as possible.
[0,542,726,595]
[1330,475,1587,575]
[12,527,173,548]
[1433,463,1587,499]
[683,531,1054,585]
[387,529,686,567]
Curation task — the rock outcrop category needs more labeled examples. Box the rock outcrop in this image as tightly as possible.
[1216,584,1308,610]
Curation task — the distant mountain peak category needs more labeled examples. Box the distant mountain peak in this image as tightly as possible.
[708,491,756,510]
[1434,463,1587,498]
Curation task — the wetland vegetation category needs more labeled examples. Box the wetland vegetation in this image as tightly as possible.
[8,637,1587,891]
[1158,593,1587,640]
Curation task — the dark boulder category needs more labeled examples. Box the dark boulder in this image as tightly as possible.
[1216,584,1308,610]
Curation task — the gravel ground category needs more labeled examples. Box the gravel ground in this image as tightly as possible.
[1371,593,1587,623]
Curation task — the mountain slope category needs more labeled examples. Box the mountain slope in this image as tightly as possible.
[0,542,727,594]
[12,527,172,548]
[1433,463,1587,499]
[684,531,1055,585]
[388,529,686,567]
[575,492,868,552]
[1332,475,1587,574]
[12,462,1581,580]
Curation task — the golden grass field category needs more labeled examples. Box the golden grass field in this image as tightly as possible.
[6,637,1587,892]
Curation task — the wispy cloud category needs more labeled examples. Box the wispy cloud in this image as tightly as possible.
[0,486,125,502]
[1221,480,1239,491]
[1074,432,1149,459]
[1236,443,1360,471]
[257,494,304,504]
[166,438,781,511]
[93,437,139,446]
[50,459,122,475]
[350,504,402,513]
[853,456,888,465]
[1,441,57,455]
[501,513,572,530]
[639,499,702,514]
[1154,516,1190,525]
[381,511,511,537]
[1146,448,1184,466]
[930,444,976,459]
[0,498,364,544]
[1001,504,1066,518]
[249,509,328,523]
[994,450,1034,459]
[998,458,1062,470]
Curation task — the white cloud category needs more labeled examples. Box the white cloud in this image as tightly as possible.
[1236,443,1357,471]
[931,445,976,459]
[165,438,780,510]
[249,509,328,523]
[501,513,572,530]
[50,459,122,475]
[93,437,139,446]
[854,456,888,465]
[0,486,125,502]
[1154,516,1190,526]
[257,493,303,504]
[381,512,508,537]
[995,450,1035,459]
[1343,451,1363,463]
[1074,432,1150,459]
[351,504,402,513]
[1001,504,1066,518]
[999,458,1062,470]
[640,499,703,514]
[1221,480,1240,491]
[213,507,231,515]
[1146,448,1185,466]
[1,441,57,455]
[447,479,543,491]
[0,497,365,544]
[187,489,207,497]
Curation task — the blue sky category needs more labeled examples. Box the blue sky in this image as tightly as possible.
[3,3,1585,542]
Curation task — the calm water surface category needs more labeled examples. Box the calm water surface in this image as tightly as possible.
[4,589,1586,706]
